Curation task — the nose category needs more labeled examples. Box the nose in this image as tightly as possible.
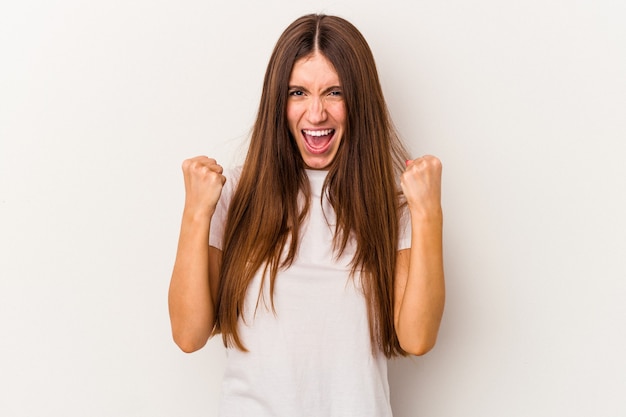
[306,97,327,124]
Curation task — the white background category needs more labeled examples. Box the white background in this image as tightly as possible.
[1,1,625,416]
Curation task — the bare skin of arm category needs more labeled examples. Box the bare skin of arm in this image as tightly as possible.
[394,155,445,356]
[168,157,225,353]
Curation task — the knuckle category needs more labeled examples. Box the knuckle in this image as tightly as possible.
[426,155,441,165]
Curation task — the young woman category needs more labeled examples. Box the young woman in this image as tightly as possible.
[169,13,445,416]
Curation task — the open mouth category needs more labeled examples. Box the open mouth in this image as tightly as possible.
[302,129,335,154]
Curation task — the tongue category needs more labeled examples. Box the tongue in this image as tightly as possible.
[305,133,332,150]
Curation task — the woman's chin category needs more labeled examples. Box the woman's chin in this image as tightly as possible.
[302,155,335,170]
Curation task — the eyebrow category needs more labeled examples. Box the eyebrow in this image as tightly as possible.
[288,85,343,94]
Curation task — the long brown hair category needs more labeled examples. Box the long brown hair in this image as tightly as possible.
[214,14,409,357]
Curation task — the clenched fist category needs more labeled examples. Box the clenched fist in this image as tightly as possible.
[181,156,226,220]
[401,155,443,219]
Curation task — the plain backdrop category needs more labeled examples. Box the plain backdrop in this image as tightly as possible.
[1,0,625,416]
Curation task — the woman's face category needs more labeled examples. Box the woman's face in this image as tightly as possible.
[286,52,346,170]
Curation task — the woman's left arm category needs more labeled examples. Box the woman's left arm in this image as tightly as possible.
[394,155,445,356]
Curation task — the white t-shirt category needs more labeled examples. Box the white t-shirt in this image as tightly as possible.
[209,167,411,417]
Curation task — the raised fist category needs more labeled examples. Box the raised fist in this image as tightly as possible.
[181,156,226,219]
[401,156,443,218]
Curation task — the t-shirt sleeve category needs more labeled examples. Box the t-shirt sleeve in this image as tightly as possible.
[209,166,242,250]
[398,203,412,250]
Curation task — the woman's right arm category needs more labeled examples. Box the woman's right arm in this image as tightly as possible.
[168,157,225,353]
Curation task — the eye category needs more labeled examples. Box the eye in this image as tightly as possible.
[289,89,304,97]
[328,89,343,97]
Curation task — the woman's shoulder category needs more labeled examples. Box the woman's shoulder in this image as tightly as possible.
[222,165,243,194]
[224,165,243,181]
